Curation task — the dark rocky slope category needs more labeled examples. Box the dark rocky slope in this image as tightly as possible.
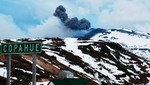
[0,38,150,85]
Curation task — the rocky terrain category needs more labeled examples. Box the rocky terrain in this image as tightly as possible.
[0,36,150,85]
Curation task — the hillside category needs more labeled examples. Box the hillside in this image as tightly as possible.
[0,37,150,85]
[88,28,150,60]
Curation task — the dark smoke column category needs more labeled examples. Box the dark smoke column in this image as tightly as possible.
[54,5,68,22]
[54,5,91,30]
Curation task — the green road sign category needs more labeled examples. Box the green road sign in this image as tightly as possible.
[1,42,42,54]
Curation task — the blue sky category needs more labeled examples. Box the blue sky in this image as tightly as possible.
[0,0,150,39]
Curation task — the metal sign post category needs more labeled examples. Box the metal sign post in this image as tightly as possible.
[7,55,11,85]
[32,54,36,85]
[1,42,42,85]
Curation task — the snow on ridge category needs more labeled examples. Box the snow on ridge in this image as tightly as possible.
[0,62,4,65]
[43,39,95,80]
[0,68,7,78]
[62,38,99,78]
[51,38,133,84]
[45,49,95,80]
[92,31,150,46]
[0,36,149,84]
[91,29,150,60]
[63,38,99,69]
[99,61,124,76]
[43,38,128,83]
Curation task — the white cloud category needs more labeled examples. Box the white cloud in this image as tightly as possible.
[98,0,150,30]
[78,7,90,16]
[76,0,112,14]
[3,0,76,21]
[28,16,74,38]
[0,0,81,39]
[29,0,85,19]
[77,0,101,13]
[0,14,26,39]
[1,0,150,39]
[19,0,70,20]
[37,0,91,18]
[73,0,150,31]
[134,23,150,32]
[0,14,76,39]
[0,0,87,39]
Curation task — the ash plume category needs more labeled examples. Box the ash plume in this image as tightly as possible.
[54,5,91,30]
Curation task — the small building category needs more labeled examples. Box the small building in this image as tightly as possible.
[49,70,88,85]
[49,78,88,85]
[57,70,74,79]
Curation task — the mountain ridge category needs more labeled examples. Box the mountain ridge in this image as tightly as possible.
[0,36,150,85]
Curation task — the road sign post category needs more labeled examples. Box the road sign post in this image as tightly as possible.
[1,42,42,85]
[32,54,36,85]
[7,55,11,85]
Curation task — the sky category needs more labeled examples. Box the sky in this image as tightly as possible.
[0,0,150,39]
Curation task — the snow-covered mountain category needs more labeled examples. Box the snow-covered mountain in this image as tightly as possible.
[44,38,150,84]
[0,35,150,85]
[90,28,150,60]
